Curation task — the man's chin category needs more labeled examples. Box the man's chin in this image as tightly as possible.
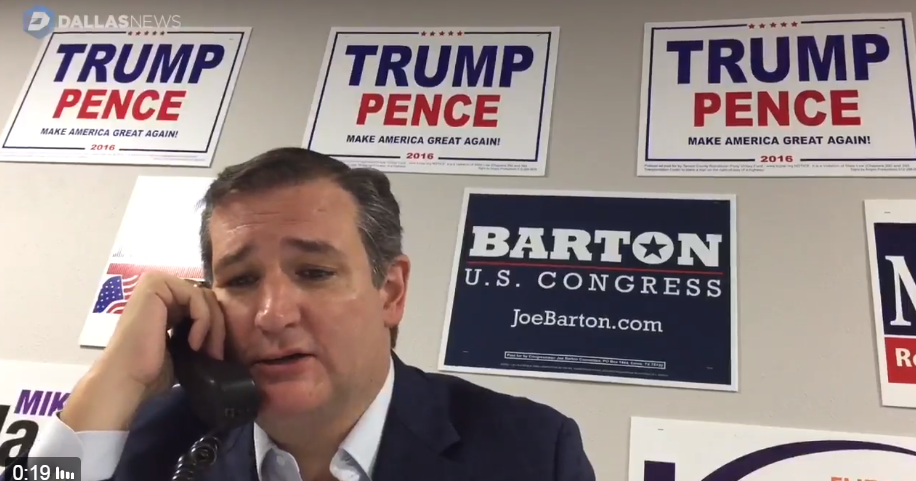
[258,381,330,416]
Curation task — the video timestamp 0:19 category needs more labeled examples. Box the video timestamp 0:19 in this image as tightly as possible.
[1,457,80,481]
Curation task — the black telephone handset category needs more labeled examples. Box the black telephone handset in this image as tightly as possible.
[167,306,261,480]
[167,317,261,429]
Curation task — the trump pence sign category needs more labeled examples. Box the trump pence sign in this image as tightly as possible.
[0,28,250,167]
[637,13,916,177]
[301,26,559,176]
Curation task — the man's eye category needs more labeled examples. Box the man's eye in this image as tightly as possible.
[299,269,334,280]
[225,275,257,287]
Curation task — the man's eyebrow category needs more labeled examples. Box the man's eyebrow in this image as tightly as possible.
[213,238,343,272]
[213,244,253,272]
[285,238,342,258]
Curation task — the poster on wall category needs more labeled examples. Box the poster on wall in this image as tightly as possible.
[79,176,211,348]
[0,27,251,167]
[864,199,916,408]
[637,13,916,177]
[301,26,560,176]
[628,416,916,480]
[437,188,738,392]
[0,359,87,467]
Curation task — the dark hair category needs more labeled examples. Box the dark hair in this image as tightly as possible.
[198,148,404,348]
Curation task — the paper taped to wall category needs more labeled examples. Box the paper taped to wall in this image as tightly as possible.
[0,28,251,167]
[79,176,212,348]
[628,416,916,480]
[864,199,916,408]
[438,187,738,392]
[0,359,86,468]
[301,26,560,176]
[637,12,916,177]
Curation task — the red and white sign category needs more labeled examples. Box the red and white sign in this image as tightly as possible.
[0,28,250,167]
[301,27,560,176]
[884,337,916,385]
[79,176,211,347]
[637,13,916,177]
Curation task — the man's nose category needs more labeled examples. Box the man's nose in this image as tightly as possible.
[253,274,300,331]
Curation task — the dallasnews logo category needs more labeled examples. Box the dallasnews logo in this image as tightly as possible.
[22,5,181,39]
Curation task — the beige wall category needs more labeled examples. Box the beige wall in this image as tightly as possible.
[1,0,914,479]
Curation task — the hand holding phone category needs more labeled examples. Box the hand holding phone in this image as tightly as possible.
[60,272,258,433]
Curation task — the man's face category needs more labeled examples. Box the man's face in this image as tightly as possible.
[207,179,408,419]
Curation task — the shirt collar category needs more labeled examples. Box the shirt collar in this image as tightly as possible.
[253,356,395,477]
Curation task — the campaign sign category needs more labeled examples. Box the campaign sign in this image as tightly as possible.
[864,199,916,408]
[79,176,210,347]
[438,188,738,391]
[301,27,560,176]
[629,417,916,481]
[0,360,86,468]
[637,13,916,177]
[0,28,251,167]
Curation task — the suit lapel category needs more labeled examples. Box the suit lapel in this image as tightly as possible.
[196,355,471,481]
[199,423,258,481]
[372,355,472,481]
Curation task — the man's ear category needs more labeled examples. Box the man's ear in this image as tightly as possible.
[380,255,410,329]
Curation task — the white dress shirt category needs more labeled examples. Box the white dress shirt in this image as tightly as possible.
[27,358,395,481]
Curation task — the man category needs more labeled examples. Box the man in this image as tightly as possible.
[3,148,595,481]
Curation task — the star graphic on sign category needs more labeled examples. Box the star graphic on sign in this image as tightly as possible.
[638,235,667,259]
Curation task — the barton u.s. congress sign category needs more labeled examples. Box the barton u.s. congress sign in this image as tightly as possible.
[438,188,738,392]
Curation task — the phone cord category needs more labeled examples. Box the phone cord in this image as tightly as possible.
[171,433,220,481]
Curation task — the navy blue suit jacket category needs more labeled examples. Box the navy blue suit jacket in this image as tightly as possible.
[5,355,595,481]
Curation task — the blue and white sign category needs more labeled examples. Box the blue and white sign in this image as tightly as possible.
[0,28,249,167]
[300,26,559,176]
[637,13,916,177]
[438,188,739,391]
[629,417,916,481]
[864,199,916,408]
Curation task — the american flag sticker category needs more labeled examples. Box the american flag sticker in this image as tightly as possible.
[93,270,139,315]
[91,263,206,315]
